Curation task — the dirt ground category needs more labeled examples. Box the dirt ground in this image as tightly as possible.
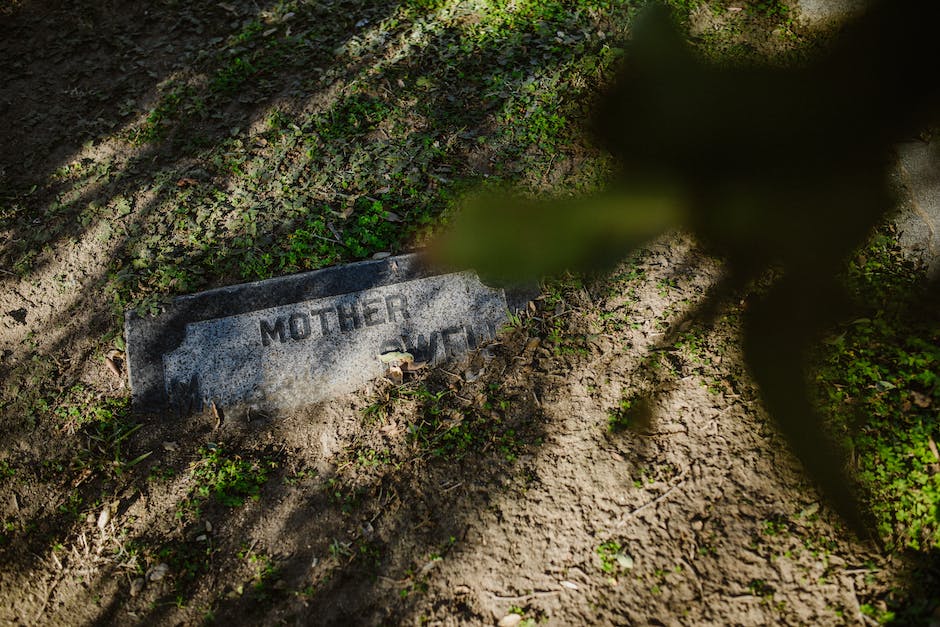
[5,231,934,624]
[1,1,938,625]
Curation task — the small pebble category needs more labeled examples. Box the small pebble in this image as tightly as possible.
[147,563,169,582]
[97,506,110,530]
[498,615,523,627]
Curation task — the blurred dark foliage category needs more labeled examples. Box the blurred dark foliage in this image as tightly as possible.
[436,1,940,536]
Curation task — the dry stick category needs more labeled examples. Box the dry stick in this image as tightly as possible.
[378,575,411,585]
[486,589,562,602]
[617,467,690,527]
[310,232,345,246]
[33,574,63,624]
[680,557,705,600]
[245,538,259,559]
[847,577,879,626]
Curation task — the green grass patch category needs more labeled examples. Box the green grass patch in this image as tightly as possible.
[406,384,523,462]
[596,539,633,574]
[186,445,277,511]
[815,231,940,550]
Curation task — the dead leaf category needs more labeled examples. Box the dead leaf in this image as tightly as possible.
[327,221,343,241]
[210,401,222,429]
[104,355,122,379]
[912,391,932,408]
[379,351,414,364]
[380,423,402,437]
[928,436,940,462]
[418,559,440,577]
[130,578,145,597]
[147,563,169,582]
[97,505,110,530]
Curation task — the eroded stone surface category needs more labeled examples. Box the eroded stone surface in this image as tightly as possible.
[126,255,526,414]
[896,141,940,278]
[794,0,870,27]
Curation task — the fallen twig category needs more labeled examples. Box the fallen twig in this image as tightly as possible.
[33,575,63,624]
[486,589,561,601]
[617,467,689,526]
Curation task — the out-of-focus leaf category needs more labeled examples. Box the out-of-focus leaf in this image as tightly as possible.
[435,0,940,536]
[433,184,683,282]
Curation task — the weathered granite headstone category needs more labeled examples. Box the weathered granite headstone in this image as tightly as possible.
[794,0,869,27]
[896,141,940,279]
[126,254,531,415]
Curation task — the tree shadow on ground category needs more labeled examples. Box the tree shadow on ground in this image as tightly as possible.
[82,325,561,624]
[3,0,940,623]
[1,4,624,621]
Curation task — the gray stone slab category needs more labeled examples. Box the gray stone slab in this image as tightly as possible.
[794,0,870,28]
[896,141,940,278]
[126,254,533,415]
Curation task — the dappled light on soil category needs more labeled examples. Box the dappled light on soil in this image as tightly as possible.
[1,0,939,624]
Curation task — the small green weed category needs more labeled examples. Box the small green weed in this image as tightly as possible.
[607,398,633,433]
[748,578,775,598]
[157,540,215,590]
[329,538,353,560]
[325,478,365,514]
[596,540,633,574]
[749,0,790,21]
[355,447,393,468]
[656,277,678,297]
[131,84,203,144]
[0,460,15,478]
[608,394,653,435]
[241,549,279,599]
[816,303,939,549]
[52,392,147,477]
[189,446,276,508]
[407,384,524,462]
[860,603,896,624]
[211,57,257,95]
[762,514,789,537]
[57,490,84,522]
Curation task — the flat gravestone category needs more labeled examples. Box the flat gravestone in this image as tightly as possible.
[897,141,940,279]
[126,254,531,415]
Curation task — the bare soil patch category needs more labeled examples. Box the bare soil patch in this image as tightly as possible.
[1,1,938,625]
